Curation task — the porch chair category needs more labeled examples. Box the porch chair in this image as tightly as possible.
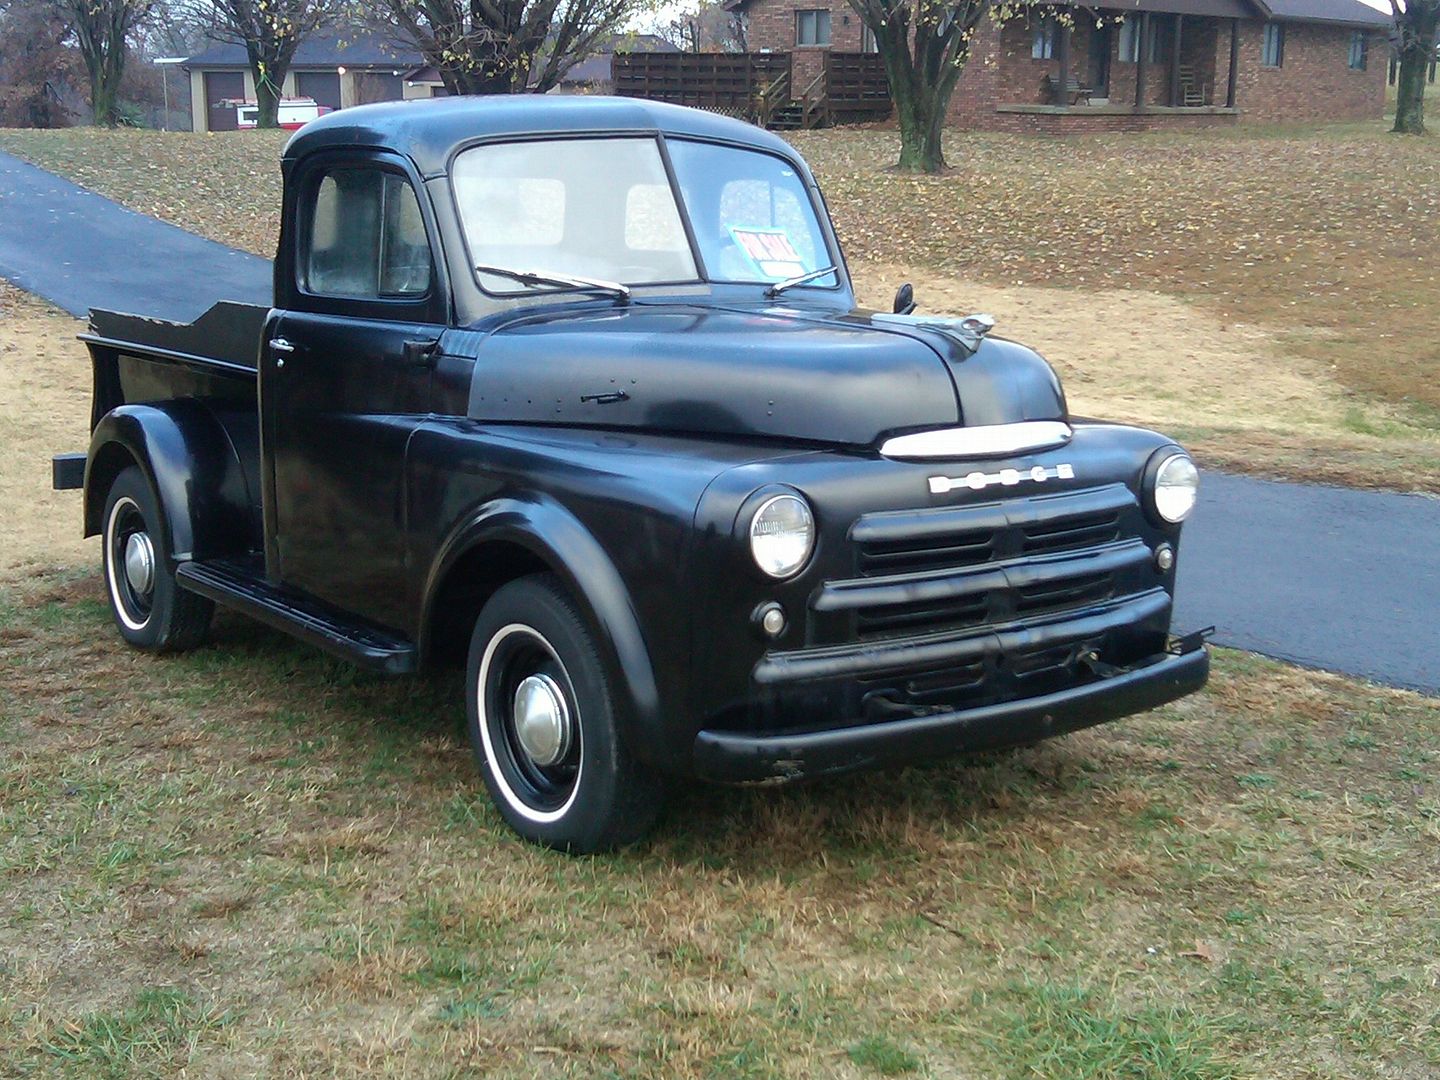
[1177,65,1209,107]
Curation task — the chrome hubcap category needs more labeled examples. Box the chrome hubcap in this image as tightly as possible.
[123,532,155,597]
[512,673,570,767]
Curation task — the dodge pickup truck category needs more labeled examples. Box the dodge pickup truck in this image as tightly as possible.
[54,96,1209,851]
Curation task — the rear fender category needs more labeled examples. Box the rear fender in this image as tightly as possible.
[84,402,256,563]
[421,494,664,765]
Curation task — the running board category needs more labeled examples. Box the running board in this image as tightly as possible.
[176,558,418,675]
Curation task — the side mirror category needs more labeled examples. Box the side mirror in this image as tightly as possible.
[893,283,916,315]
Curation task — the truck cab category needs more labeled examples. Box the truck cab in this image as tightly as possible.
[62,96,1208,851]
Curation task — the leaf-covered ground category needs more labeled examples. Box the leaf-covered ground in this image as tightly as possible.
[1,123,1436,490]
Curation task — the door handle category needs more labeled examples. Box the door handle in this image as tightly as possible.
[402,339,440,369]
[270,337,296,354]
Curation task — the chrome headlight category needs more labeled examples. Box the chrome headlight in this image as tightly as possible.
[749,493,815,578]
[1151,452,1199,524]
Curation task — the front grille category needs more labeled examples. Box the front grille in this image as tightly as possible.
[1014,570,1115,615]
[1022,509,1121,555]
[857,528,994,576]
[826,484,1149,644]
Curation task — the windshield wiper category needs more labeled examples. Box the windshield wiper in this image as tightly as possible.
[475,264,630,303]
[766,265,838,298]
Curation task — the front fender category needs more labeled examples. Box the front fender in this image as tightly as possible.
[84,402,256,563]
[420,493,665,765]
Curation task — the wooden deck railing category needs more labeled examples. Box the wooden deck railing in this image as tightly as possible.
[612,52,792,121]
[612,51,891,127]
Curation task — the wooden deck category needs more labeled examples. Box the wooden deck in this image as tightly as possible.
[613,52,891,129]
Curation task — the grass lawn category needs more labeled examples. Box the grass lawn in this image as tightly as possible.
[1,569,1437,1078]
[0,123,1437,491]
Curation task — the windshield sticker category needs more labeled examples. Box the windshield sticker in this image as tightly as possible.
[728,226,808,281]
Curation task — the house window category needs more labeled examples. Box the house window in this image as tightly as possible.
[795,9,831,46]
[1032,17,1055,60]
[1118,16,1139,62]
[1118,15,1163,64]
[1146,18,1164,63]
[862,25,878,52]
[1262,22,1285,67]
[1348,30,1368,70]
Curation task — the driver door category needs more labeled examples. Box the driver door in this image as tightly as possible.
[265,152,446,631]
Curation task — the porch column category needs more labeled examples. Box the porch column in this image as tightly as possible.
[1056,19,1072,107]
[1135,12,1149,108]
[1169,13,1183,107]
[1226,17,1239,107]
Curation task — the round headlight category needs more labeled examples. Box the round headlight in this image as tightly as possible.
[749,493,815,578]
[1153,452,1199,524]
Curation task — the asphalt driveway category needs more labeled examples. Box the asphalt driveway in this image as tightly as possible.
[0,150,270,321]
[2,151,1435,694]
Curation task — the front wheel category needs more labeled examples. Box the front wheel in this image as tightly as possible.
[102,465,213,652]
[466,574,663,852]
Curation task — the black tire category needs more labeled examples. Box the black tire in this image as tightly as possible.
[101,465,213,652]
[466,573,664,852]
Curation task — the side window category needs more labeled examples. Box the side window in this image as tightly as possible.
[1262,22,1285,68]
[304,168,432,300]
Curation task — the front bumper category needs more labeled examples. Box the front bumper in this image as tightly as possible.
[692,643,1208,783]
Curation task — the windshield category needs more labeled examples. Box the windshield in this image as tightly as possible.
[666,139,836,287]
[451,136,837,294]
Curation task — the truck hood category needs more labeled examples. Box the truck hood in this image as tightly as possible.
[456,303,1066,448]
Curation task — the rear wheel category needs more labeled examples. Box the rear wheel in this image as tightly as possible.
[466,574,663,852]
[102,466,212,652]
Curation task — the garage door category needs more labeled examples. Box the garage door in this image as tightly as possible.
[204,71,245,131]
[296,72,342,111]
[354,72,404,104]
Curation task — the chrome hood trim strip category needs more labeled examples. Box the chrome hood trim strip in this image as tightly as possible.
[879,421,1073,461]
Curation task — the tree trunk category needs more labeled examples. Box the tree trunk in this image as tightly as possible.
[89,66,119,126]
[78,5,130,127]
[1393,9,1439,135]
[253,62,283,128]
[893,81,946,172]
[869,14,969,174]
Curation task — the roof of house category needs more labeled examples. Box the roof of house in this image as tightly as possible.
[1260,0,1390,26]
[185,31,419,71]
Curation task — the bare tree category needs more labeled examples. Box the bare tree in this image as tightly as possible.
[661,11,699,50]
[1392,0,1439,133]
[187,0,332,128]
[658,0,747,51]
[52,0,156,124]
[0,0,80,127]
[372,0,654,94]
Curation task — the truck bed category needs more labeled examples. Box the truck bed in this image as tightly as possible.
[80,301,268,431]
[86,301,269,372]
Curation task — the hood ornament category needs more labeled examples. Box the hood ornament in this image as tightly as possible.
[872,311,997,351]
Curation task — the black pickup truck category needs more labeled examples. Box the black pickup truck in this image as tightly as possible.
[55,96,1208,851]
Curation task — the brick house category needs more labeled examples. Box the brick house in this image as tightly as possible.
[727,0,1391,131]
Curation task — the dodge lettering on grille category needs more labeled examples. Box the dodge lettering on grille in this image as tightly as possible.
[928,463,1075,495]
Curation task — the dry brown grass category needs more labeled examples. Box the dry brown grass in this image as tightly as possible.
[1,573,1437,1078]
[849,262,1440,491]
[0,284,95,577]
